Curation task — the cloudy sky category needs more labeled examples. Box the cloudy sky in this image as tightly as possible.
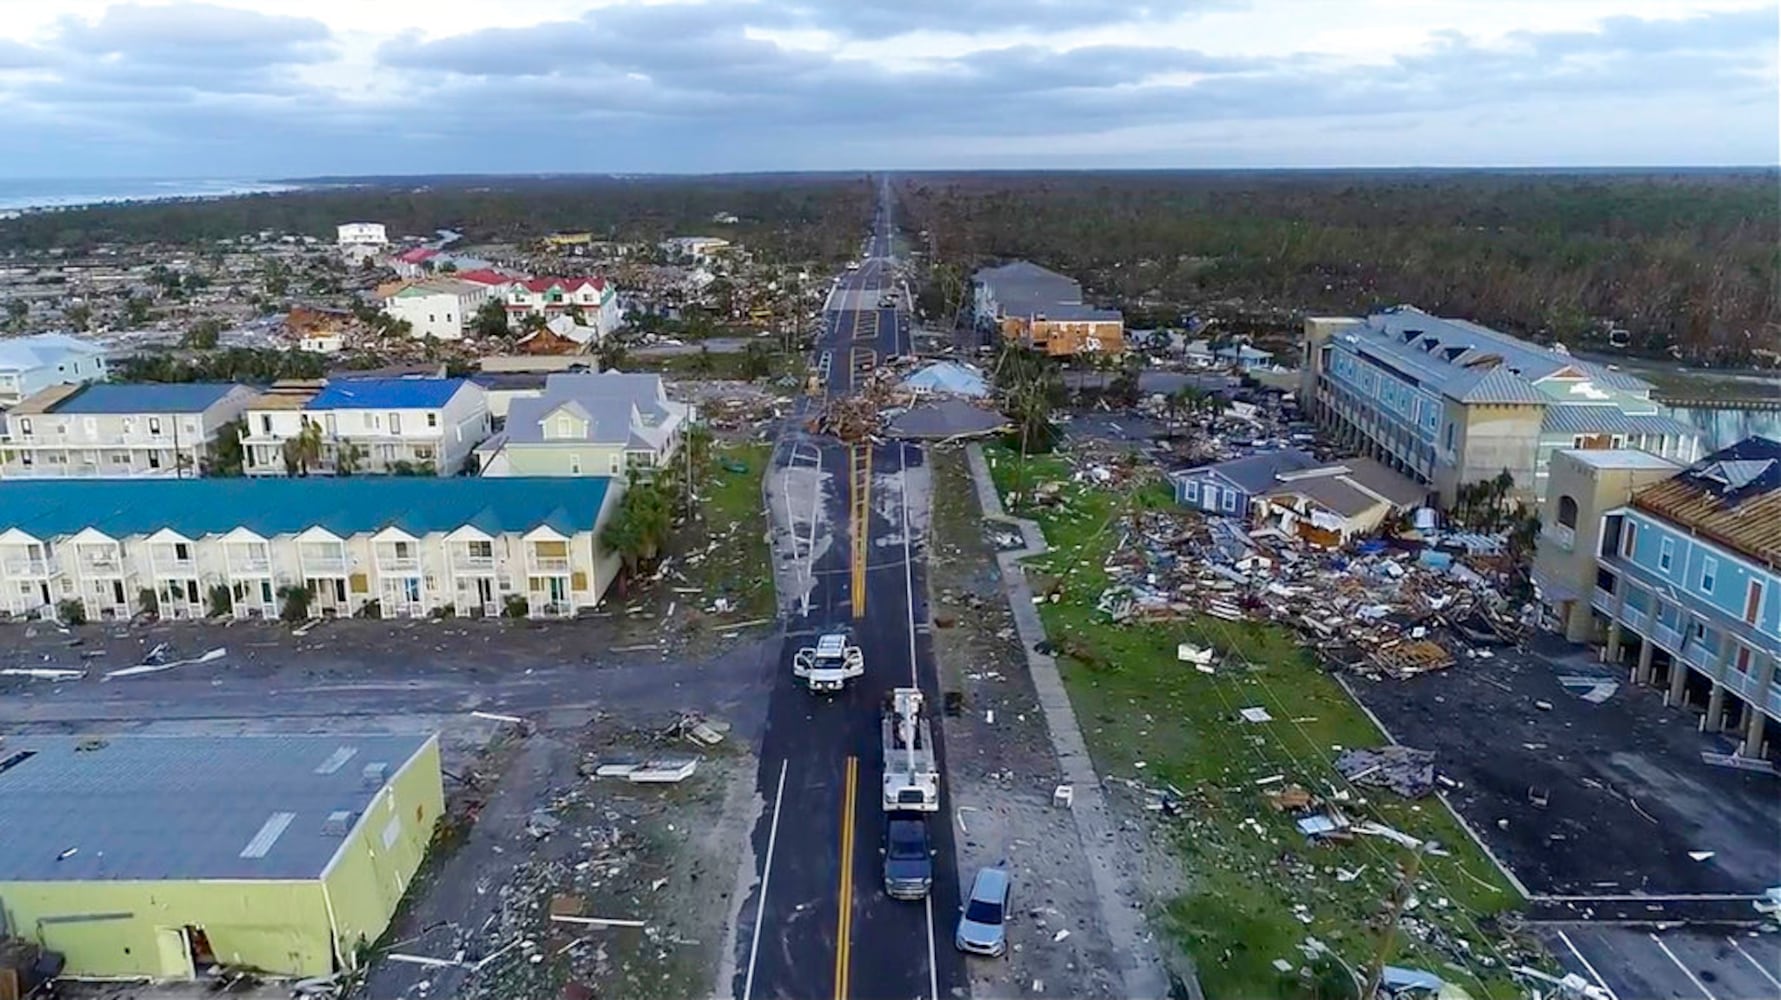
[1,0,1775,177]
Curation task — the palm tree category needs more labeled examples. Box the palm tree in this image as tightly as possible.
[601,472,676,591]
[282,421,324,476]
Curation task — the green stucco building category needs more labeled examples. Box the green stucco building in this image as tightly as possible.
[0,732,443,979]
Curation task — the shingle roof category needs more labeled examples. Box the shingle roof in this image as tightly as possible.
[1631,436,1781,567]
[1179,449,1318,494]
[0,476,611,540]
[306,377,472,411]
[37,382,246,415]
[1541,404,1695,438]
[1265,474,1384,519]
[0,733,433,881]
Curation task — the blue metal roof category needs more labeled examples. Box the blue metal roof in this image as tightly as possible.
[0,733,434,881]
[48,382,244,414]
[0,476,611,540]
[306,377,470,411]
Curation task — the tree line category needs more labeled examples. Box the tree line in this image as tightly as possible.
[896,170,1779,366]
[0,174,876,268]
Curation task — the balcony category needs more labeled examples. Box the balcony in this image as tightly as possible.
[1652,622,1684,655]
[1681,640,1716,671]
[529,555,571,573]
[227,554,271,575]
[1,556,58,577]
[451,551,497,573]
[1721,667,1760,702]
[300,554,348,575]
[377,555,420,573]
[1546,524,1575,551]
[76,555,124,576]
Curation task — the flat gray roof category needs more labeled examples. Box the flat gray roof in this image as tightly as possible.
[0,733,433,882]
[1562,449,1684,470]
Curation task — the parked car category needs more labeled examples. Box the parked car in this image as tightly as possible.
[881,814,934,900]
[955,866,1010,957]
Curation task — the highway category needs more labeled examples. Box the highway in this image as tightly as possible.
[735,183,968,1000]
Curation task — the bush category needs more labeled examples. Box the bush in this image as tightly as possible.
[207,584,233,617]
[277,584,313,622]
[137,587,159,616]
[354,599,382,619]
[502,594,531,618]
[55,598,86,626]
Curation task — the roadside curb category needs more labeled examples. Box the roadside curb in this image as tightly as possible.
[964,443,1188,1000]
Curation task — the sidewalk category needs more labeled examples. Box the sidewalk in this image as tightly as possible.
[964,444,1186,1000]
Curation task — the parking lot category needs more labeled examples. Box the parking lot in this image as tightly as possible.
[1351,636,1781,999]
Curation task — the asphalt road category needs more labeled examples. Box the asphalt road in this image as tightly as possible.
[736,188,969,1000]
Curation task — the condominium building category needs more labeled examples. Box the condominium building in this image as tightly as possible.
[0,477,620,621]
[972,260,1124,356]
[0,382,254,479]
[1300,307,1701,507]
[241,377,491,477]
[475,372,691,478]
[502,277,622,337]
[378,278,491,341]
[0,333,109,407]
[1538,437,1779,759]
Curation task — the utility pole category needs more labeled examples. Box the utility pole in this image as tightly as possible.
[1362,845,1428,999]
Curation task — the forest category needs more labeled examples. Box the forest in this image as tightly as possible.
[895,170,1779,365]
[0,173,875,267]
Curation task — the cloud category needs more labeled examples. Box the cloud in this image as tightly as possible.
[0,1,1773,176]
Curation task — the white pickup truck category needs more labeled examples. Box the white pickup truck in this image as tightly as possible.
[792,632,865,693]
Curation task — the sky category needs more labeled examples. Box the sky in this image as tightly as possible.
[0,0,1776,177]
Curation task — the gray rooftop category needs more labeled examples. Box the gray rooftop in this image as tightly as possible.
[1180,449,1319,494]
[0,732,433,882]
[1342,307,1653,403]
[1541,403,1695,439]
[500,372,686,450]
[1563,449,1684,471]
[974,261,1083,316]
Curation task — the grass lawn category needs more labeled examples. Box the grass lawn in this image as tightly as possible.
[981,445,1539,998]
[684,441,777,620]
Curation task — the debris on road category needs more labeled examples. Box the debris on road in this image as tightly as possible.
[1334,745,1438,799]
[102,646,226,679]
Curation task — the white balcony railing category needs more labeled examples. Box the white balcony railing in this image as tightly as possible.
[1,557,58,577]
[229,555,271,574]
[1681,641,1715,671]
[1652,622,1684,654]
[530,556,571,573]
[452,552,497,572]
[377,556,420,573]
[301,555,348,574]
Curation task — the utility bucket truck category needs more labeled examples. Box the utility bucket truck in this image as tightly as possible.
[792,631,864,693]
[882,687,940,811]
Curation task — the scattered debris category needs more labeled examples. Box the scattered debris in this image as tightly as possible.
[1334,746,1437,799]
[102,646,226,679]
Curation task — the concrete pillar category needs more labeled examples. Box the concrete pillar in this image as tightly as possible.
[1666,651,1690,707]
[1635,640,1655,685]
[1705,682,1727,732]
[1741,655,1775,757]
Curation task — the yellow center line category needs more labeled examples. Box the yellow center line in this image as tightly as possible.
[833,755,858,1000]
[850,444,870,617]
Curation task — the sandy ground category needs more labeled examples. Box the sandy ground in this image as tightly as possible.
[926,446,1181,999]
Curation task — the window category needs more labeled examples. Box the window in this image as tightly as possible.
[18,418,30,435]
[569,454,582,475]
[1621,521,1638,558]
[426,412,438,429]
[555,416,573,438]
[148,417,162,435]
[608,453,621,474]
[1183,481,1199,502]
[1557,495,1578,529]
[1700,557,1717,595]
[467,540,492,560]
[1746,580,1764,625]
[1658,538,1674,573]
[174,543,190,561]
[1222,489,1238,513]
[1443,422,1455,451]
[1689,619,1706,642]
[261,415,273,434]
[389,412,402,434]
[1735,645,1752,674]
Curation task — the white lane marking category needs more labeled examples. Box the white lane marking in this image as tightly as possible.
[1726,935,1781,989]
[901,439,938,1000]
[742,759,790,1000]
[1650,932,1719,1000]
[1556,929,1622,1000]
[925,891,939,1000]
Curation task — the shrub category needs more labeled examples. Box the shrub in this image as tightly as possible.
[55,598,86,626]
[277,584,313,622]
[502,593,531,618]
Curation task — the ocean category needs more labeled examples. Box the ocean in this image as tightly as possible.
[0,177,301,213]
